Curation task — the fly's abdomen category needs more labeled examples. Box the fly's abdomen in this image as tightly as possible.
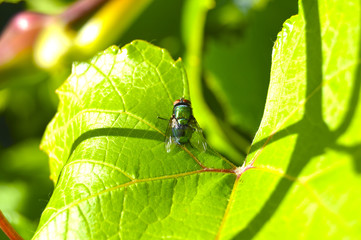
[172,124,193,144]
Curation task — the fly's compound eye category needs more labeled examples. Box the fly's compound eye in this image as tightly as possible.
[173,98,191,106]
[182,99,191,105]
[173,99,181,106]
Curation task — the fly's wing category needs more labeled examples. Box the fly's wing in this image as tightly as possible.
[189,118,207,152]
[165,118,177,153]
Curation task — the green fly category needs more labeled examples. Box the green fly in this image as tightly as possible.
[159,98,207,153]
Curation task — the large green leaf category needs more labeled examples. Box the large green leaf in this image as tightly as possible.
[35,0,361,237]
[35,40,237,239]
[218,0,361,238]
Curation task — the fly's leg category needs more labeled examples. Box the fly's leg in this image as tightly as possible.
[157,116,168,120]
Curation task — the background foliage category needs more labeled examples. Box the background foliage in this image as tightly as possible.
[1,0,360,239]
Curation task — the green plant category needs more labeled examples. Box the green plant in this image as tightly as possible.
[1,0,360,239]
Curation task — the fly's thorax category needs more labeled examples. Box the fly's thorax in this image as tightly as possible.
[177,118,189,125]
[173,104,192,121]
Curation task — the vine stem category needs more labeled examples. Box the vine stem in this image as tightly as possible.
[0,210,24,240]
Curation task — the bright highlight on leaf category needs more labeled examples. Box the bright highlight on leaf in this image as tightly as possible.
[35,0,361,237]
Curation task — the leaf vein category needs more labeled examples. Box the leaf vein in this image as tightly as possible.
[89,61,126,111]
[33,170,226,238]
[65,159,135,181]
[215,177,240,239]
[132,44,174,104]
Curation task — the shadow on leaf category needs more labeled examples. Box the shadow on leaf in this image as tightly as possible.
[69,127,163,159]
[234,0,361,239]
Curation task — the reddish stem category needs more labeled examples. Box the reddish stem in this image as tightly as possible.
[60,0,109,26]
[0,211,24,240]
[203,168,236,174]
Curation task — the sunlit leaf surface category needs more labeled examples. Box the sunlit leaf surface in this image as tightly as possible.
[218,0,361,239]
[36,40,237,239]
[35,0,361,237]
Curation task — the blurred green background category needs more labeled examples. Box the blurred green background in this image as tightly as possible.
[0,0,297,238]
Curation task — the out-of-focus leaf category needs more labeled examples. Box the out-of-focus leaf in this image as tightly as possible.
[2,82,56,141]
[0,0,152,86]
[0,89,9,112]
[0,0,21,3]
[0,182,27,213]
[0,139,52,240]
[25,0,75,14]
[203,0,297,138]
[120,0,184,58]
[233,0,270,13]
[182,0,248,165]
[0,139,53,224]
[72,0,151,59]
[34,0,152,70]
